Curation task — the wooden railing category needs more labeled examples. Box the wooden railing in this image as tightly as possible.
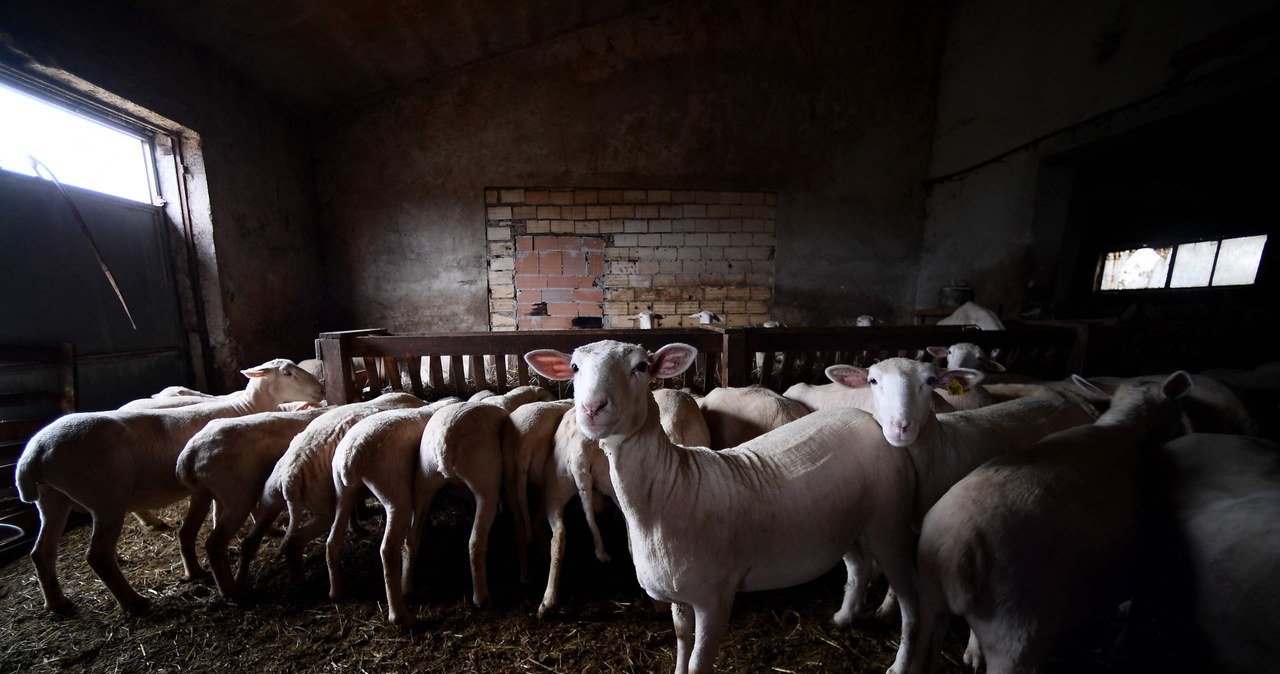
[314,325,1079,406]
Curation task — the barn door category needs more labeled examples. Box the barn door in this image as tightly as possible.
[0,171,189,410]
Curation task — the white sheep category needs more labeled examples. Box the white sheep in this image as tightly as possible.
[826,358,1100,623]
[935,301,1004,330]
[688,310,721,325]
[402,401,515,612]
[15,358,324,613]
[536,387,711,618]
[925,342,1005,372]
[475,384,555,413]
[236,392,425,586]
[503,399,574,585]
[323,396,462,625]
[630,309,662,329]
[526,340,921,674]
[783,372,959,415]
[1153,432,1280,673]
[908,371,1194,674]
[173,405,328,600]
[697,386,810,450]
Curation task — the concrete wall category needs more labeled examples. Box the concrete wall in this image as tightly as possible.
[917,0,1280,318]
[0,0,326,390]
[314,0,945,329]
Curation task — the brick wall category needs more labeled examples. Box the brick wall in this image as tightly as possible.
[486,188,776,330]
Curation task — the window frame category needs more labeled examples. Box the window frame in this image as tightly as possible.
[1094,234,1268,293]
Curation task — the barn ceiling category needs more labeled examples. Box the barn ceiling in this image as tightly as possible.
[125,0,672,115]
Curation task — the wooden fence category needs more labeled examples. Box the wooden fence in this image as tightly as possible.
[314,325,1079,406]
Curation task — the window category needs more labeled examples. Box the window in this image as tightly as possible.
[1097,235,1268,291]
[0,82,155,204]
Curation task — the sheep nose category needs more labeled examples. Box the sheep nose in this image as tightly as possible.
[581,400,608,418]
[892,419,911,432]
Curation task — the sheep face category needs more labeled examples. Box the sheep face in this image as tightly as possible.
[242,358,326,406]
[525,340,696,442]
[827,357,983,447]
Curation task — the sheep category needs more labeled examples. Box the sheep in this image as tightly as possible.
[15,358,325,613]
[935,301,1004,330]
[402,401,516,613]
[825,358,1101,623]
[696,386,810,450]
[1150,432,1280,673]
[783,371,959,415]
[323,397,462,625]
[173,405,329,600]
[536,387,710,618]
[503,399,575,584]
[908,371,1195,674]
[474,384,555,412]
[925,342,1004,373]
[525,340,921,674]
[630,309,662,329]
[236,392,425,587]
[688,310,721,325]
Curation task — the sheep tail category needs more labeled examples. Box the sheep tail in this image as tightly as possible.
[15,441,44,503]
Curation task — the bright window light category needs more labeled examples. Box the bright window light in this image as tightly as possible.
[1098,235,1268,291]
[0,83,153,204]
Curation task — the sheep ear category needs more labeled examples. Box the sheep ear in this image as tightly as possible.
[241,365,270,378]
[1071,374,1111,398]
[980,358,1007,373]
[525,349,576,381]
[650,343,697,378]
[926,346,949,359]
[1162,371,1195,400]
[826,364,870,388]
[936,368,984,390]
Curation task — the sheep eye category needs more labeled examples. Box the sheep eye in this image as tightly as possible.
[926,376,938,386]
[868,378,877,385]
[570,364,579,373]
[634,361,648,373]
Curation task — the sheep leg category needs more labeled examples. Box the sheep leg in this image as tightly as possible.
[206,500,252,601]
[506,460,532,585]
[466,490,497,609]
[834,544,875,626]
[283,514,329,585]
[963,630,983,670]
[868,532,920,674]
[672,601,694,674]
[538,480,577,617]
[326,484,361,600]
[380,502,414,627]
[30,490,74,614]
[875,585,902,622]
[86,513,149,612]
[538,504,568,618]
[131,509,170,530]
[178,490,213,580]
[687,595,734,674]
[236,499,283,588]
[576,480,611,563]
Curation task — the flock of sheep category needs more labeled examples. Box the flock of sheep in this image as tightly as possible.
[11,329,1280,674]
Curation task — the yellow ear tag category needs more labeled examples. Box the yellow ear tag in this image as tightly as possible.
[947,379,967,396]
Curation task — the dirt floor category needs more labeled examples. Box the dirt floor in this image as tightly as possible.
[0,499,1131,673]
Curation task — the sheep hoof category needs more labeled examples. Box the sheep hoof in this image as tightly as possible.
[121,597,153,614]
[45,597,76,616]
[536,602,554,619]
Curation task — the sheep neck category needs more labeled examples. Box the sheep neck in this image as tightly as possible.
[596,393,691,530]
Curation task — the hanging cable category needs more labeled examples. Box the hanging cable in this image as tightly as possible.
[28,155,139,330]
